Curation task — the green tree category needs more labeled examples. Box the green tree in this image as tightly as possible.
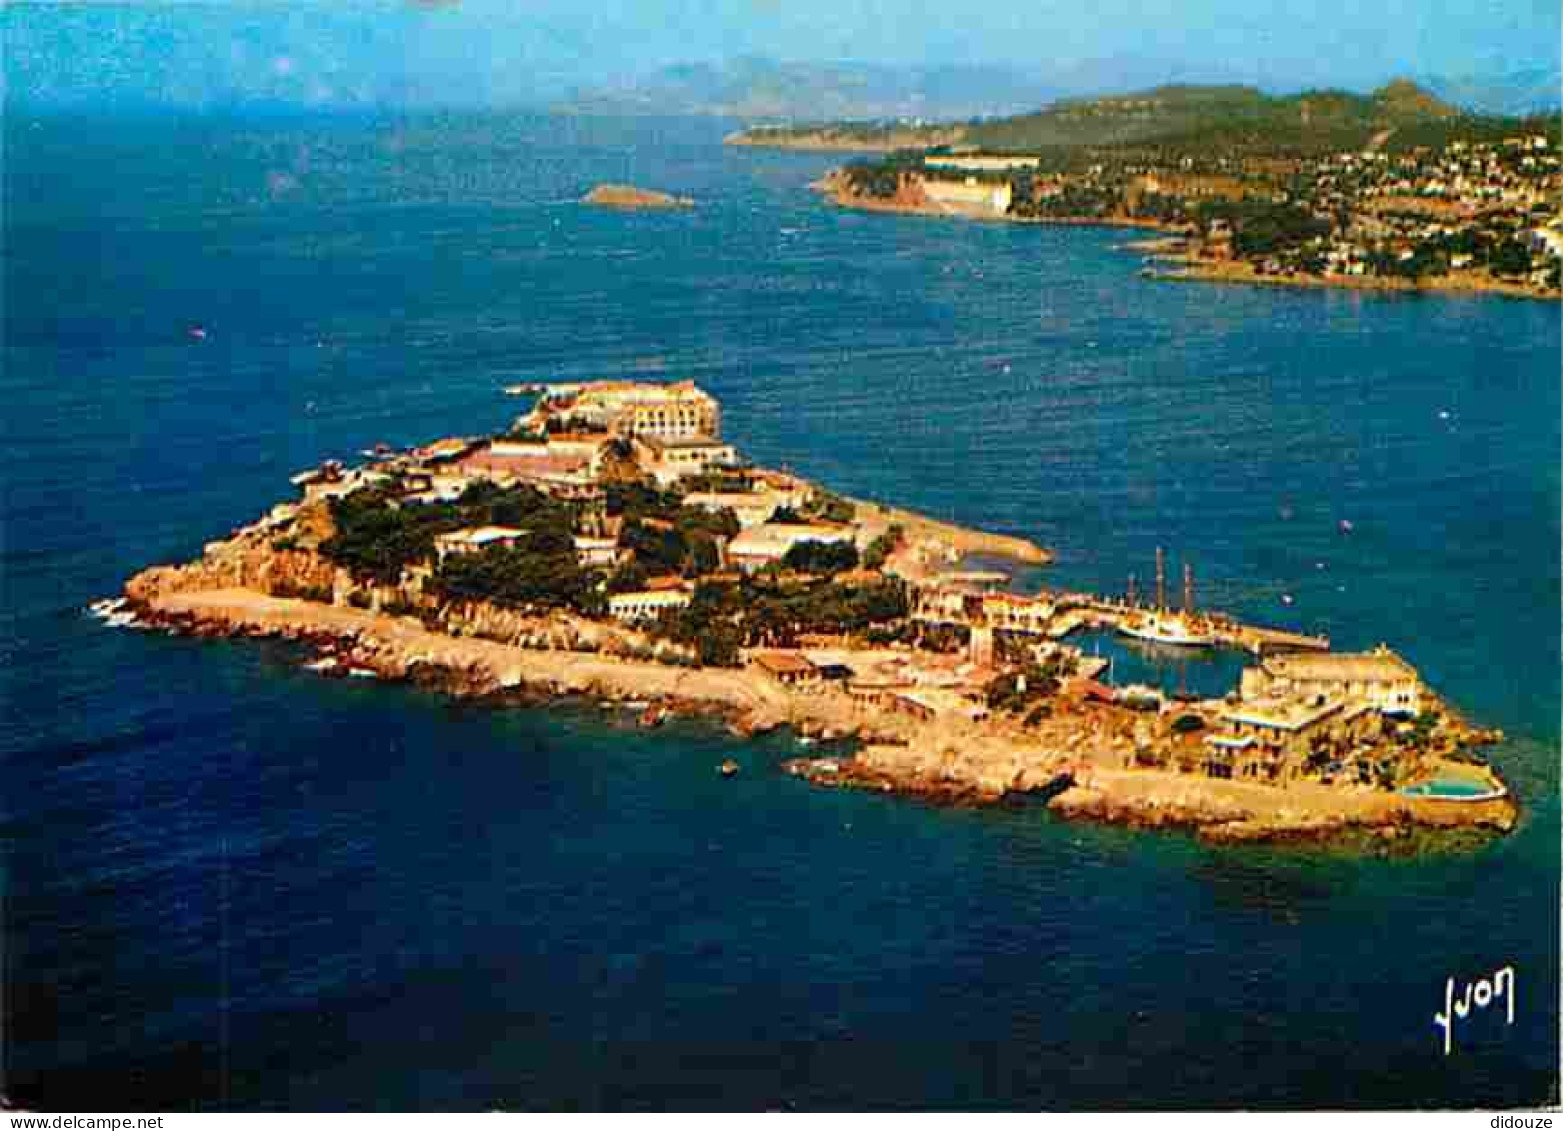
[863,524,904,570]
[1489,238,1533,278]
[782,540,859,575]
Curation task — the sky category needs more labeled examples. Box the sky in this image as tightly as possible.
[3,0,1560,111]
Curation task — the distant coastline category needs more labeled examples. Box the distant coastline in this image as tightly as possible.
[803,169,1559,302]
[724,127,961,154]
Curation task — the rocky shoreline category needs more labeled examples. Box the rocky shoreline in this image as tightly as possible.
[809,170,1557,302]
[1154,257,1557,302]
[117,575,1519,849]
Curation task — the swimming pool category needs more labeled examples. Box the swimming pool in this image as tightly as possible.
[1399,776,1507,801]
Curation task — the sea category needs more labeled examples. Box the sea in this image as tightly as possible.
[2,111,1558,1111]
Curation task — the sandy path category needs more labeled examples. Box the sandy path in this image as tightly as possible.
[152,589,793,713]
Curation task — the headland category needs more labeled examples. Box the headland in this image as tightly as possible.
[748,81,1562,302]
[113,379,1516,847]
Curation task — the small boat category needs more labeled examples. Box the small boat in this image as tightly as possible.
[1339,519,1354,534]
[188,326,208,341]
[1280,593,1295,606]
[638,703,668,728]
[88,597,127,619]
[719,759,740,778]
[1118,612,1212,648]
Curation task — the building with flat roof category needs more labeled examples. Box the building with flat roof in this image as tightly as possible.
[572,535,624,569]
[531,380,721,441]
[1206,696,1379,783]
[682,490,782,528]
[1242,645,1422,716]
[456,448,594,490]
[608,588,692,624]
[632,435,740,486]
[924,155,1040,172]
[434,526,528,561]
[921,176,1013,216]
[752,651,822,687]
[726,522,856,573]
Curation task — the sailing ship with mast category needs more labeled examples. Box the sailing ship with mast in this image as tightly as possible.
[1118,548,1215,648]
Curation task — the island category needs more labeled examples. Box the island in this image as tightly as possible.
[735,82,1562,301]
[582,184,695,210]
[110,379,1516,846]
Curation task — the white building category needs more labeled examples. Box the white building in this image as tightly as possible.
[528,380,721,441]
[433,526,528,561]
[726,522,855,573]
[573,535,624,569]
[1240,645,1423,717]
[633,435,740,486]
[608,588,693,623]
[924,155,1040,172]
[921,176,1013,216]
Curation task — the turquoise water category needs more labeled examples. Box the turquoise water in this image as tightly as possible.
[3,111,1559,1110]
[1400,779,1505,800]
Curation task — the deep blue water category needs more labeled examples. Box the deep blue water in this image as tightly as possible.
[2,111,1558,1110]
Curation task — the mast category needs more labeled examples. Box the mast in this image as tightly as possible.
[1183,562,1194,615]
[1155,547,1166,611]
[1127,573,1137,606]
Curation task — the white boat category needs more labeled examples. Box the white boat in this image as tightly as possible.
[1118,613,1213,648]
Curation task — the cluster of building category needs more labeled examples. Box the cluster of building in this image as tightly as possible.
[752,648,993,724]
[285,382,1446,795]
[906,568,1431,789]
[885,127,1562,290]
[1203,646,1423,784]
[290,380,874,621]
[1228,133,1562,287]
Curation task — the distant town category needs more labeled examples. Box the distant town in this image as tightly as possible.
[112,377,1516,844]
[736,82,1562,299]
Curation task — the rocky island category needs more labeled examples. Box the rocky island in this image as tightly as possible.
[112,379,1515,847]
[583,183,695,210]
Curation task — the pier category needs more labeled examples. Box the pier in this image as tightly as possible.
[1050,594,1330,655]
[914,546,1330,657]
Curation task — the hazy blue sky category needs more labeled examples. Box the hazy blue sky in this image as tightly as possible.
[5,0,1559,110]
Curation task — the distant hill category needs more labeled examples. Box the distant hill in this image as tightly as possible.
[961,80,1462,155]
[732,79,1486,156]
[555,56,1059,122]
